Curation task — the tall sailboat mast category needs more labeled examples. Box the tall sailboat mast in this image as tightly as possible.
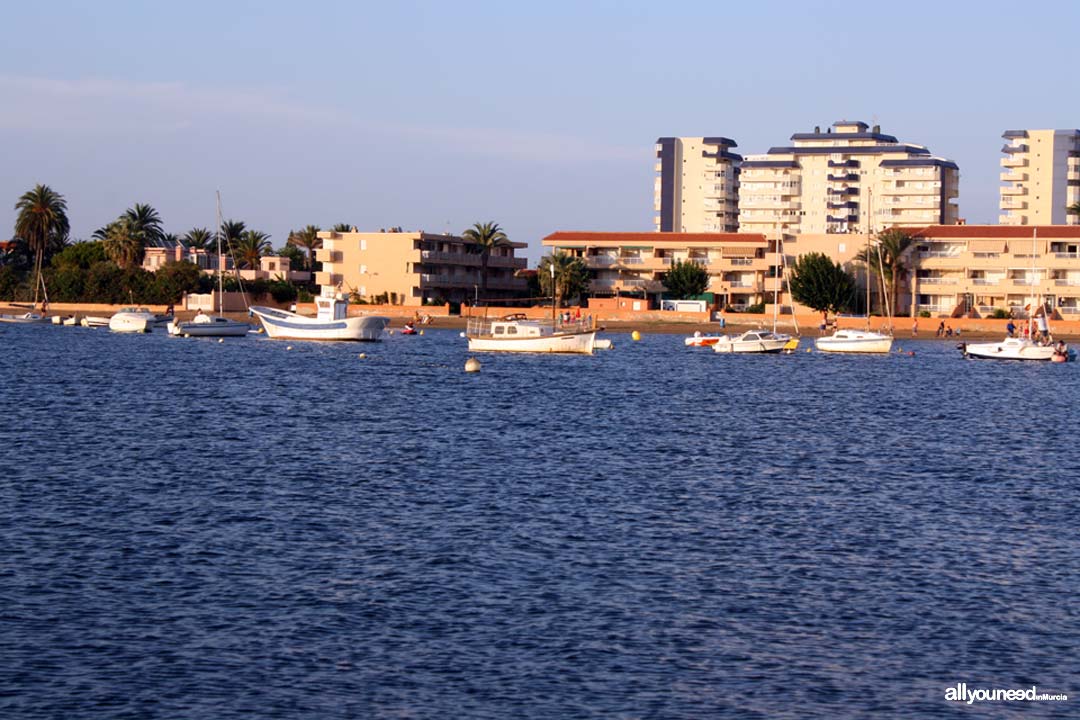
[216,191,224,315]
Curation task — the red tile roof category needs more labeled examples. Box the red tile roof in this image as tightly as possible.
[542,231,766,243]
[900,225,1080,239]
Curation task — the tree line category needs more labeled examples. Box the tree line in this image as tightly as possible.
[2,184,350,305]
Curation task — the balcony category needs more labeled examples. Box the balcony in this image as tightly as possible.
[917,276,959,285]
[314,249,341,264]
[1001,186,1029,196]
[1001,143,1029,154]
[1011,278,1040,286]
[827,173,859,182]
[1069,169,1080,181]
[585,255,619,267]
[314,271,342,286]
[1000,155,1028,168]
[1000,200,1027,211]
[1055,279,1080,286]
[487,255,527,269]
[421,250,480,266]
[970,278,1003,286]
[1000,171,1028,183]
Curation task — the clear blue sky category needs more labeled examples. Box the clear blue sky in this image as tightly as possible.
[2,0,1079,261]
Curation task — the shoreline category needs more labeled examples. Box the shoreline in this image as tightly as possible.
[6,303,1075,342]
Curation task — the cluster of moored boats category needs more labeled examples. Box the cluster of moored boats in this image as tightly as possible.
[1,297,1074,362]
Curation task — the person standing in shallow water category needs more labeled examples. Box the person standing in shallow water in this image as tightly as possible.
[912,318,918,336]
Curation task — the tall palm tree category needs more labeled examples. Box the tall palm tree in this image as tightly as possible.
[538,252,589,308]
[102,217,148,269]
[234,230,271,269]
[287,225,322,270]
[123,203,165,246]
[14,184,69,307]
[183,227,214,251]
[331,223,353,233]
[461,221,509,299]
[855,228,915,315]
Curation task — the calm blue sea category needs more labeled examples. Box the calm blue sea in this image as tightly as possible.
[1,324,1077,719]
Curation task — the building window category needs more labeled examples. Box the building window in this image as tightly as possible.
[360,264,367,274]
[360,239,367,251]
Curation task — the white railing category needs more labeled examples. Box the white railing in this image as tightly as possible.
[1060,306,1080,314]
[1054,279,1080,286]
[619,256,644,264]
[971,279,1002,285]
[1055,252,1080,259]
[919,277,959,285]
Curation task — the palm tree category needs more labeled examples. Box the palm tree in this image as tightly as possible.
[538,252,589,308]
[102,217,148,269]
[183,227,214,251]
[287,225,322,270]
[220,219,246,252]
[331,223,353,233]
[234,230,271,269]
[123,203,165,246]
[855,228,915,315]
[461,221,509,299]
[1068,202,1080,218]
[14,184,69,307]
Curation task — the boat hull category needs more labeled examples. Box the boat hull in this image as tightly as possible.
[468,331,596,354]
[815,332,893,354]
[81,316,110,328]
[685,334,723,347]
[168,317,251,337]
[0,313,46,324]
[250,306,389,341]
[712,338,790,353]
[962,339,1057,361]
[108,315,152,333]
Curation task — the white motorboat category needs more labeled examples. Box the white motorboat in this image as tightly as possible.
[466,313,597,354]
[815,329,894,354]
[62,316,78,326]
[81,316,110,328]
[168,312,250,337]
[712,330,797,354]
[250,292,389,341]
[0,311,46,324]
[960,337,1069,362]
[108,307,156,333]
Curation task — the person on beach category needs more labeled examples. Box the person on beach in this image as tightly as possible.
[911,318,918,336]
[936,321,945,337]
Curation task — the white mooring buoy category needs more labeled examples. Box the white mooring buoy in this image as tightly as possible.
[464,357,481,373]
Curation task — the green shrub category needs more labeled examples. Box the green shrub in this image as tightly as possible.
[918,310,931,318]
[745,302,765,314]
[991,308,1010,319]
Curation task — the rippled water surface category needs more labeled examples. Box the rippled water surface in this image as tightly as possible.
[1,324,1077,719]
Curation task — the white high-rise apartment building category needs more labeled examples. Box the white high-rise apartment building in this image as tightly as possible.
[653,137,741,232]
[999,129,1080,226]
[738,120,960,237]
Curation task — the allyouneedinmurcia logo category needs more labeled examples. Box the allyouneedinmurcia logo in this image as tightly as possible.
[945,683,1068,705]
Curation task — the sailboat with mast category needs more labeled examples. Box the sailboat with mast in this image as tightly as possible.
[815,191,894,354]
[960,228,1072,361]
[168,193,251,338]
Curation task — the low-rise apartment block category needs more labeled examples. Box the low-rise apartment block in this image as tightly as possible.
[902,225,1080,318]
[999,129,1080,226]
[543,231,774,310]
[314,229,528,306]
[142,245,310,283]
[738,120,960,236]
[654,137,741,232]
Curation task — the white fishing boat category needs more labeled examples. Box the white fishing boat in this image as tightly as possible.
[81,316,110,328]
[466,313,597,354]
[169,193,253,338]
[815,329,894,354]
[712,329,796,354]
[250,291,389,341]
[0,311,46,324]
[108,307,156,333]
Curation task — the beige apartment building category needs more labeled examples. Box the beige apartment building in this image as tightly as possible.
[542,231,774,310]
[738,120,960,237]
[654,137,741,232]
[314,229,528,306]
[142,246,310,283]
[999,129,1080,226]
